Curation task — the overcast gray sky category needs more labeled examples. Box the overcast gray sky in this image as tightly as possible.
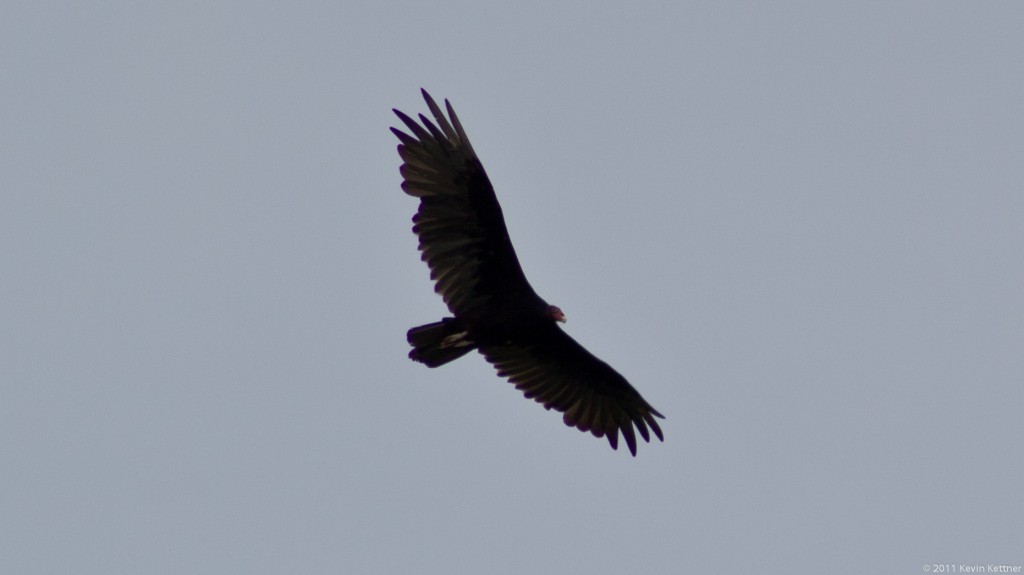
[2,2,1022,574]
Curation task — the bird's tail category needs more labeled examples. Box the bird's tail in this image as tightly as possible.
[407,318,476,367]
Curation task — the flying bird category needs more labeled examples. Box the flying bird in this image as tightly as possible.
[392,89,664,456]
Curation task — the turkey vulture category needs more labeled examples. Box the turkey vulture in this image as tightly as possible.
[392,89,664,456]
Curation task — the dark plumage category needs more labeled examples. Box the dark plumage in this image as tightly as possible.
[392,89,664,456]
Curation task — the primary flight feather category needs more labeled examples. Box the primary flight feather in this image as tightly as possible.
[392,89,664,456]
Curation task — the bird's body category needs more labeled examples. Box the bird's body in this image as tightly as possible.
[392,90,664,455]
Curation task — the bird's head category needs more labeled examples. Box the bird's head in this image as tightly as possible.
[547,305,566,323]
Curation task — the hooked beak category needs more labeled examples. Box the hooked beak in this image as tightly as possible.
[548,305,566,323]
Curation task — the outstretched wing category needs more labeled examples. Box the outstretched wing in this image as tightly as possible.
[480,324,665,456]
[391,89,541,318]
